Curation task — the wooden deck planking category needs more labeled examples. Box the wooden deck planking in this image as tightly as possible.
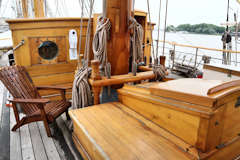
[56,115,83,160]
[28,122,48,160]
[10,109,22,160]
[0,84,10,160]
[20,114,36,160]
[0,82,3,126]
[0,81,77,160]
[37,121,61,160]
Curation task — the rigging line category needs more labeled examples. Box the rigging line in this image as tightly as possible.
[226,0,230,31]
[56,0,62,17]
[62,0,69,16]
[0,0,5,16]
[54,0,59,17]
[156,0,162,58]
[162,0,169,56]
[78,0,84,67]
[103,0,106,18]
[57,0,64,16]
[84,0,95,65]
[86,0,95,14]
[235,12,238,66]
[1,0,12,17]
[146,0,156,60]
[83,1,89,17]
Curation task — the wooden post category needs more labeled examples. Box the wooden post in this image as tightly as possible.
[91,60,101,80]
[91,60,102,105]
[106,0,132,75]
[160,56,166,67]
[34,0,44,17]
[21,0,28,18]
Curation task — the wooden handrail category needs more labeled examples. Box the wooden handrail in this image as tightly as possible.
[89,71,155,87]
[207,80,240,95]
[158,40,240,54]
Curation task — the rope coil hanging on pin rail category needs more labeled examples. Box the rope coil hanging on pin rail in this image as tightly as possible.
[128,17,144,62]
[128,17,144,76]
[72,0,94,109]
[153,64,166,81]
[92,16,111,78]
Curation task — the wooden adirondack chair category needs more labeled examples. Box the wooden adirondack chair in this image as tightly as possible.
[0,65,71,137]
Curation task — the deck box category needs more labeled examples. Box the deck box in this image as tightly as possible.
[118,79,240,156]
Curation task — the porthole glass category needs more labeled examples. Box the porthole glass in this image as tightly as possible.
[38,41,58,60]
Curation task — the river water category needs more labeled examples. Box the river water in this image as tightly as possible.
[153,31,240,69]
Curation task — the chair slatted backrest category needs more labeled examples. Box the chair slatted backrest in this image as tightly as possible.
[0,66,40,115]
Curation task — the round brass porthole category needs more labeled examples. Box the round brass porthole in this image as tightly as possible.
[38,41,58,60]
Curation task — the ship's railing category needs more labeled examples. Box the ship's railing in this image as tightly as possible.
[147,40,240,69]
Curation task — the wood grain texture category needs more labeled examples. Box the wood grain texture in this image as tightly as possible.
[10,108,22,160]
[106,0,130,75]
[118,82,240,154]
[150,78,240,108]
[34,0,44,17]
[118,86,200,146]
[221,99,240,143]
[207,79,240,95]
[6,18,92,99]
[70,102,194,160]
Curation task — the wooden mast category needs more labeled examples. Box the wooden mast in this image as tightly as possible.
[21,0,28,18]
[106,0,132,75]
[34,0,44,17]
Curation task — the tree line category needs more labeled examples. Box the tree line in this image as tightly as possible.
[166,23,238,35]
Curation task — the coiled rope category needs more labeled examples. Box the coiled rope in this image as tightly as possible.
[153,64,166,81]
[129,17,144,75]
[72,0,94,109]
[92,16,111,78]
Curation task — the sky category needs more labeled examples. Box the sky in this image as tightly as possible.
[134,0,240,27]
[1,0,240,28]
[68,0,240,27]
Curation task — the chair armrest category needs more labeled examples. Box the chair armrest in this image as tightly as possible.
[36,85,72,90]
[9,98,50,104]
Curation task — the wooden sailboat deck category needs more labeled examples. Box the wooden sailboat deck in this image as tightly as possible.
[0,82,81,160]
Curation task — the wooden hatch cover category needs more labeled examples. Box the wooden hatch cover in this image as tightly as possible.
[150,78,240,107]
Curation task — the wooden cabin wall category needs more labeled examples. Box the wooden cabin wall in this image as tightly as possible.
[7,18,93,100]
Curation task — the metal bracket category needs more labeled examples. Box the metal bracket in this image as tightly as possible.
[216,143,225,149]
[235,96,240,108]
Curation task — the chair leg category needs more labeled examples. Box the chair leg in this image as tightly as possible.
[43,120,52,137]
[66,109,70,120]
[40,107,52,137]
[12,118,25,131]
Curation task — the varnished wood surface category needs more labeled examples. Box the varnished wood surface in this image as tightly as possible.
[150,78,240,107]
[70,102,194,160]
[7,18,93,99]
[207,79,240,95]
[34,0,44,17]
[118,82,240,153]
[0,66,71,137]
[89,71,155,87]
[106,0,130,75]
